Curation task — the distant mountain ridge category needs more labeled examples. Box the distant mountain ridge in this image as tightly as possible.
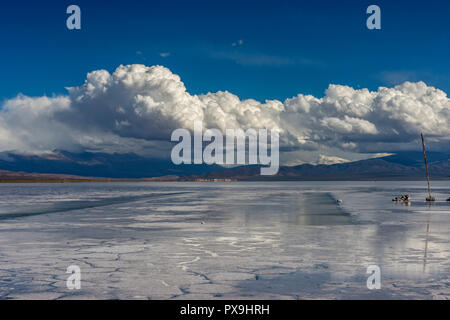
[1,150,450,180]
[0,151,223,179]
[188,151,450,181]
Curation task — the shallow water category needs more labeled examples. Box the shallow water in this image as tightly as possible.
[0,181,449,299]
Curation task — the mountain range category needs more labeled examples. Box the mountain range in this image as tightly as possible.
[1,150,450,181]
[192,151,450,181]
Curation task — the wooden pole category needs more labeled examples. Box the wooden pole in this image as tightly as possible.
[421,133,434,201]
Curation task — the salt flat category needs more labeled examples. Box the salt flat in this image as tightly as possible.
[0,181,449,299]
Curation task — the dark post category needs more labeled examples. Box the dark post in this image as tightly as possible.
[421,133,434,202]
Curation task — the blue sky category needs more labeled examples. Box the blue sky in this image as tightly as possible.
[1,0,449,102]
[0,0,449,166]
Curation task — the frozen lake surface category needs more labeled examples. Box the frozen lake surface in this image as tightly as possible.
[0,181,449,300]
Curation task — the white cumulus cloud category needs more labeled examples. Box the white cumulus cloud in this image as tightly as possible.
[0,64,449,164]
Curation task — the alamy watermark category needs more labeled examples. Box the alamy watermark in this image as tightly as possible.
[367,5,381,30]
[366,265,381,290]
[171,121,279,176]
[66,265,81,290]
[66,5,81,30]
[65,5,379,31]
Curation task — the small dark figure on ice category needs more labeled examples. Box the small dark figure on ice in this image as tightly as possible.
[393,194,410,202]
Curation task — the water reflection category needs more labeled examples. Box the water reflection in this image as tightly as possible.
[423,209,432,274]
[238,192,355,227]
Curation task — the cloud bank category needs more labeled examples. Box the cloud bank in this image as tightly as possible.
[1,64,449,164]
